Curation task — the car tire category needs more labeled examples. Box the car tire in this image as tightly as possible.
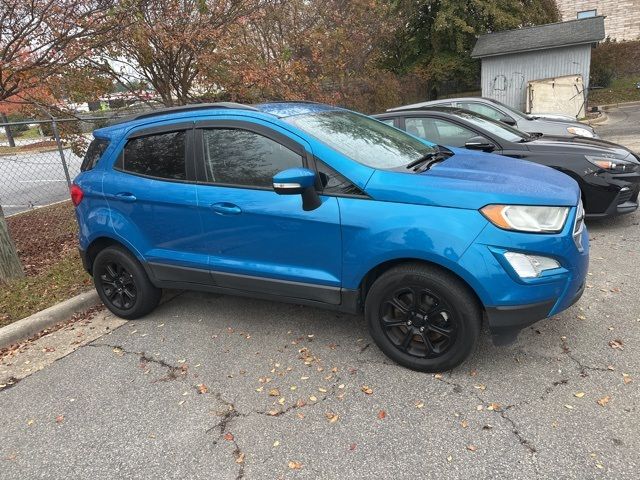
[93,246,161,320]
[365,263,481,372]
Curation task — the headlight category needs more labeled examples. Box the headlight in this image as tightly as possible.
[504,252,561,278]
[481,205,569,233]
[567,126,595,138]
[585,155,639,173]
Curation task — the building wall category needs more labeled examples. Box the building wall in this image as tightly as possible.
[556,1,640,40]
[480,44,592,111]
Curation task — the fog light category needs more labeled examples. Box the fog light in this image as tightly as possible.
[504,252,560,278]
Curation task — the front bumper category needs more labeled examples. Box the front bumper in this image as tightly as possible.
[457,206,589,345]
[486,280,585,345]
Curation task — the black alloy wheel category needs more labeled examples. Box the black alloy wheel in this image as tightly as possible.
[380,286,456,358]
[99,262,137,310]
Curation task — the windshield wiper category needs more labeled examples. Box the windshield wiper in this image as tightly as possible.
[520,132,543,142]
[406,146,452,172]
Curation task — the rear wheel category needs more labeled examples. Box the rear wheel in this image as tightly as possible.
[365,263,481,372]
[93,246,161,319]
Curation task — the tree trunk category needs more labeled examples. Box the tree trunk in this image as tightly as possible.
[0,205,24,282]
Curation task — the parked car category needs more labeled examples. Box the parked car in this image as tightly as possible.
[374,107,640,218]
[387,97,599,138]
[72,102,588,372]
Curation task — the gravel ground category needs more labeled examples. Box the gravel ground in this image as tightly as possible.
[0,117,638,479]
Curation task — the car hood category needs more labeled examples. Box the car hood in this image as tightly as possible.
[366,148,580,210]
[525,135,638,161]
[531,113,578,122]
[525,118,597,136]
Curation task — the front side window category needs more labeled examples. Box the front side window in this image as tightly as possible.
[81,138,109,171]
[458,102,506,122]
[405,117,478,147]
[285,111,436,169]
[122,131,186,180]
[202,129,303,187]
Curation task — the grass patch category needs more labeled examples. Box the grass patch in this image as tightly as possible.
[590,76,640,105]
[0,201,91,327]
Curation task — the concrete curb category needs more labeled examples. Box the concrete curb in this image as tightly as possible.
[598,100,640,111]
[0,290,101,349]
[586,111,608,126]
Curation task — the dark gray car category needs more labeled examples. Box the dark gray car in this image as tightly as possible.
[387,97,599,138]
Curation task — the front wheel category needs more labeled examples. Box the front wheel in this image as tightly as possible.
[93,246,161,320]
[365,264,481,372]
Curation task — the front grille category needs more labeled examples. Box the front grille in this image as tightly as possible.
[617,187,633,205]
[573,199,585,252]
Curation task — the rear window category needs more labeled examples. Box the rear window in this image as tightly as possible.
[81,138,109,171]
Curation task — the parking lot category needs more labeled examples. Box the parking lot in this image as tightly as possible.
[0,112,639,479]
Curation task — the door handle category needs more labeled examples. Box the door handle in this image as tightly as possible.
[115,192,137,203]
[104,192,137,203]
[211,202,242,215]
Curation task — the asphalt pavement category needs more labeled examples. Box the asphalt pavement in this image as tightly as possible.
[0,114,639,479]
[596,103,640,153]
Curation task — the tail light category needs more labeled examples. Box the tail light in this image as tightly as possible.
[70,184,84,206]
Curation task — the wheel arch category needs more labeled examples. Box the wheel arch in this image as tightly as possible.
[358,258,485,314]
[85,236,141,274]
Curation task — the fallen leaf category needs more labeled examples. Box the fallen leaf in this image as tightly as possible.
[318,387,327,393]
[296,399,306,408]
[597,396,610,407]
[415,401,425,409]
[608,339,624,350]
[460,420,469,429]
[197,384,208,394]
[466,445,477,452]
[224,432,234,441]
[235,452,245,464]
[27,419,34,426]
[622,373,632,385]
[55,415,64,424]
[288,460,303,470]
[361,386,373,395]
[349,443,357,451]
[267,409,279,416]
[574,392,585,398]
[564,404,574,410]
[268,388,280,397]
[278,397,286,405]
[576,314,587,320]
[434,373,443,379]
[273,441,280,447]
[486,402,501,411]
[474,384,486,391]
[377,410,386,420]
[325,412,339,423]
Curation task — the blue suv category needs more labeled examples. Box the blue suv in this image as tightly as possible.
[72,102,588,371]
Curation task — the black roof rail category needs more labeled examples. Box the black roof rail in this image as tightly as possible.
[132,102,257,121]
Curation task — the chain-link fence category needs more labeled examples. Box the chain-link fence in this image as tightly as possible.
[0,116,114,216]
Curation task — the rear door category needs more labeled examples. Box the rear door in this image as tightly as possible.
[104,124,209,283]
[193,119,342,304]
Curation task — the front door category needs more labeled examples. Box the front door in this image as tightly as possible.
[193,119,342,304]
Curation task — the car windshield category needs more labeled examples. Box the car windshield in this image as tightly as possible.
[285,111,437,169]
[452,110,530,142]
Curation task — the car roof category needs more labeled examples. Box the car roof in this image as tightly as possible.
[386,97,505,112]
[94,101,343,137]
[375,106,467,117]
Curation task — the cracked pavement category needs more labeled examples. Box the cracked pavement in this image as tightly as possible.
[0,121,639,478]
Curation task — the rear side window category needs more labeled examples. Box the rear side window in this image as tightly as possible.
[202,128,303,187]
[121,131,186,180]
[81,138,109,171]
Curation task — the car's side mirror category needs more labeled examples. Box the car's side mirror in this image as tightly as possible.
[465,136,496,152]
[273,167,321,211]
[499,116,517,126]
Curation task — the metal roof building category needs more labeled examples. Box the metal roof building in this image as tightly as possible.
[472,16,606,113]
